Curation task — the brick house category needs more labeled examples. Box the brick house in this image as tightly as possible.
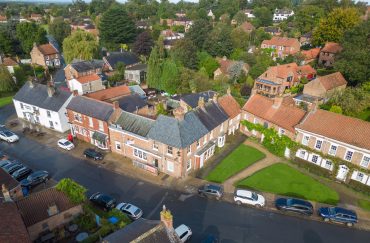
[66,95,121,150]
[30,43,60,68]
[109,94,240,178]
[217,92,241,135]
[253,63,316,97]
[85,85,131,101]
[261,37,300,59]
[0,168,23,200]
[16,188,83,241]
[318,42,342,67]
[30,13,42,22]
[241,94,306,139]
[295,109,370,186]
[301,48,320,65]
[67,73,105,95]
[64,59,104,81]
[103,51,140,71]
[0,15,7,23]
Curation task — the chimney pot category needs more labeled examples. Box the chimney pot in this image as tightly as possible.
[113,101,119,110]
[47,82,55,97]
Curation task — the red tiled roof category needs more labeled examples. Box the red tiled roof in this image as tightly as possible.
[296,109,370,150]
[16,188,79,227]
[296,65,316,75]
[218,94,241,118]
[243,94,306,133]
[31,13,42,18]
[240,21,254,32]
[317,72,347,91]
[2,57,18,66]
[76,73,101,84]
[37,43,58,55]
[321,42,342,53]
[258,63,298,83]
[85,85,131,101]
[0,15,7,21]
[301,48,320,60]
[262,37,300,48]
[0,202,31,243]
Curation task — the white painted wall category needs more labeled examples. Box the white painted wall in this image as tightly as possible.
[68,79,83,95]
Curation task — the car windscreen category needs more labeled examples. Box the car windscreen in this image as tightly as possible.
[4,131,13,136]
[63,141,71,146]
[134,208,141,215]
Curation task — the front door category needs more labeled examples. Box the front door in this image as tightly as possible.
[200,154,204,168]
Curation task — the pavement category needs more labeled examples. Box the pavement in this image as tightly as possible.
[1,104,370,242]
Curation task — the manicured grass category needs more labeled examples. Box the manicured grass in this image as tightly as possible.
[358,199,370,211]
[0,96,13,108]
[236,163,339,205]
[205,144,266,183]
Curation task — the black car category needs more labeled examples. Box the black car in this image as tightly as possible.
[89,192,116,211]
[12,167,33,181]
[84,148,103,160]
[21,170,49,188]
[275,198,313,216]
[3,163,24,175]
[198,184,224,200]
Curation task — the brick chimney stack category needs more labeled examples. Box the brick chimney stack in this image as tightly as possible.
[173,107,185,121]
[198,96,205,108]
[113,101,119,110]
[160,205,173,229]
[47,82,55,97]
[2,184,12,202]
[212,93,218,103]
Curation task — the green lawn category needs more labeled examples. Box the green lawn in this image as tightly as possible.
[205,144,266,183]
[358,199,370,211]
[0,96,13,108]
[236,163,339,205]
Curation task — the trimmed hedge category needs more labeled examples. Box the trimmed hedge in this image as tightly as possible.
[292,158,333,178]
[347,180,370,196]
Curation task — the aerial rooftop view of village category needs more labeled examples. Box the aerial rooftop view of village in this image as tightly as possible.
[0,0,369,242]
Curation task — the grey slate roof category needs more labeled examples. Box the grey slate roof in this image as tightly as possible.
[13,81,72,112]
[126,63,147,71]
[104,51,140,69]
[114,111,155,137]
[71,59,104,73]
[194,101,229,131]
[117,94,147,113]
[181,91,217,108]
[147,111,208,148]
[129,85,146,97]
[103,219,181,243]
[66,96,113,121]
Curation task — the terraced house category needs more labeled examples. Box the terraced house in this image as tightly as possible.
[109,94,241,178]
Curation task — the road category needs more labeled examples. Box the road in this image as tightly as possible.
[1,106,370,243]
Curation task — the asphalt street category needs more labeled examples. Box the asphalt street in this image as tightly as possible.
[1,106,370,243]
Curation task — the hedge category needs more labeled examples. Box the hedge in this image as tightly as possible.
[347,180,370,196]
[292,158,333,178]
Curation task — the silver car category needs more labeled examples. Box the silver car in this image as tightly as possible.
[116,202,143,220]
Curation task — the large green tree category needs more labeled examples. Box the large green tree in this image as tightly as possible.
[0,66,15,92]
[171,38,198,69]
[132,31,154,57]
[16,22,47,54]
[197,51,219,77]
[231,27,249,50]
[63,30,99,63]
[0,30,13,55]
[186,19,212,50]
[99,7,137,49]
[334,20,370,86]
[203,23,233,57]
[49,17,71,46]
[294,5,325,34]
[253,7,273,27]
[56,178,87,204]
[147,45,162,89]
[312,7,360,46]
[161,58,179,94]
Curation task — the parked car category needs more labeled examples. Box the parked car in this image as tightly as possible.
[0,129,19,143]
[12,167,33,181]
[116,202,143,220]
[3,163,24,175]
[89,192,116,211]
[57,139,75,151]
[83,148,103,160]
[234,189,266,207]
[0,160,12,168]
[318,207,358,227]
[20,170,49,188]
[198,184,224,200]
[275,198,313,216]
[175,224,192,242]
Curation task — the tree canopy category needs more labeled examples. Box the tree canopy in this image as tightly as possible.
[99,6,137,49]
[63,30,99,63]
[0,66,15,92]
[49,17,71,46]
[186,19,212,50]
[171,38,198,69]
[16,22,47,54]
[132,31,154,57]
[147,45,163,89]
[203,23,233,57]
[56,178,87,204]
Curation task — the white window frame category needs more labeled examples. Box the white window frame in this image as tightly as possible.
[167,161,174,172]
[187,145,191,155]
[312,155,319,163]
[301,135,310,146]
[344,149,354,162]
[196,140,200,149]
[98,120,104,131]
[133,148,147,161]
[278,128,285,136]
[360,155,370,168]
[167,146,173,156]
[324,160,332,170]
[356,172,364,181]
[88,117,93,127]
[253,118,258,124]
[115,141,121,151]
[187,159,191,171]
[315,139,323,150]
[153,142,159,151]
[46,110,51,118]
[328,144,338,156]
[204,135,207,145]
[74,112,82,122]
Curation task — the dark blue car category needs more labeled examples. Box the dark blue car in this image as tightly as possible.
[318,207,357,227]
[275,198,313,216]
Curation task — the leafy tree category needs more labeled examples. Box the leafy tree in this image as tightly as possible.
[329,105,343,114]
[156,103,169,116]
[16,22,47,54]
[251,28,272,46]
[186,19,212,50]
[89,0,116,15]
[253,7,273,27]
[233,10,248,24]
[203,23,233,57]
[99,7,137,49]
[56,178,87,204]
[160,58,179,94]
[228,61,245,84]
[231,27,249,50]
[158,0,175,19]
[312,7,360,46]
[248,51,274,79]
[108,61,126,83]
[63,30,99,63]
[177,67,194,94]
[334,20,370,86]
[193,67,213,92]
[49,17,71,46]
[197,51,219,77]
[0,66,15,92]
[294,5,324,34]
[147,46,162,89]
[328,86,370,116]
[171,38,198,69]
[0,30,13,55]
[132,31,154,57]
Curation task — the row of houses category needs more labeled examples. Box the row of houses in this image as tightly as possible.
[241,94,370,187]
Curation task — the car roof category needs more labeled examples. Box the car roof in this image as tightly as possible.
[206,184,222,191]
[235,189,253,197]
[289,198,312,207]
[333,207,357,216]
[175,224,190,235]
[59,138,68,142]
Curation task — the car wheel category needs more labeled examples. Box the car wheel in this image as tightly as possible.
[255,204,262,208]
[324,218,330,222]
[346,222,353,227]
[84,154,87,158]
[94,157,97,161]
[236,200,242,205]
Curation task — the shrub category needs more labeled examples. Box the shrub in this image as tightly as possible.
[292,158,333,178]
[56,178,87,203]
[347,180,370,196]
